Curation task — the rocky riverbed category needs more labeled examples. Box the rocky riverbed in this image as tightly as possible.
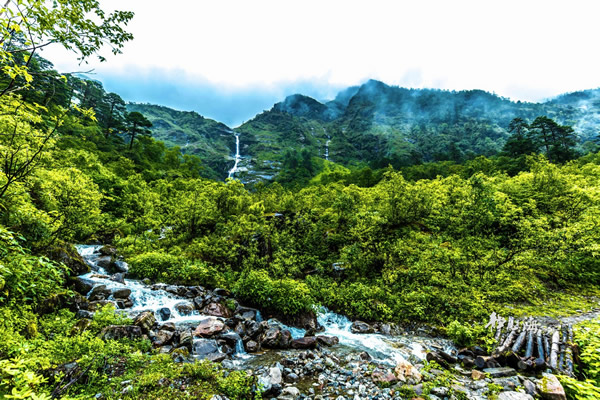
[70,245,570,400]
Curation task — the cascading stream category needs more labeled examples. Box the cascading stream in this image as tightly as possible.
[76,245,455,366]
[227,132,241,179]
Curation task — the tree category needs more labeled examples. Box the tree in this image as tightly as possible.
[502,117,537,157]
[0,0,134,97]
[102,92,127,137]
[125,111,153,150]
[529,116,578,163]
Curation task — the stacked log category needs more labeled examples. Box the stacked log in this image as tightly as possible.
[483,313,575,376]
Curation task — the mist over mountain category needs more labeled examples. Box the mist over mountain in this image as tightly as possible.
[132,80,600,182]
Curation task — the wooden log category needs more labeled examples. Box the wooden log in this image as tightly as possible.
[558,344,565,370]
[536,329,544,361]
[485,312,497,330]
[543,333,551,362]
[525,329,535,358]
[475,355,494,369]
[518,358,533,371]
[512,330,527,353]
[495,317,506,342]
[550,330,560,369]
[565,346,574,376]
[497,325,519,354]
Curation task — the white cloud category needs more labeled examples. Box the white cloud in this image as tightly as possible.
[42,0,600,103]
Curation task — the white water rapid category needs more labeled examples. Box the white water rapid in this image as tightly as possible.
[227,132,241,179]
[76,245,454,366]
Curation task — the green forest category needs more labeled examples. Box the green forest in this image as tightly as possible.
[1,1,600,399]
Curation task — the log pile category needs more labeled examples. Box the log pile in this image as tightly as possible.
[482,312,575,376]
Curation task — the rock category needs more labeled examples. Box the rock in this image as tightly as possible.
[49,244,89,276]
[88,285,111,301]
[116,299,133,309]
[133,311,156,334]
[96,256,118,272]
[179,330,193,350]
[160,322,176,332]
[113,260,128,273]
[316,335,339,346]
[372,371,397,385]
[213,288,230,297]
[295,311,319,330]
[291,336,317,349]
[72,277,95,295]
[350,320,373,334]
[394,359,422,384]
[285,372,299,383]
[170,347,190,362]
[483,367,517,378]
[236,306,261,321]
[217,331,242,348]
[261,326,292,349]
[70,318,92,335]
[537,373,566,400]
[153,329,174,347]
[493,376,520,391]
[193,317,226,337]
[359,351,372,361]
[471,370,486,380]
[158,307,171,321]
[278,386,300,400]
[99,245,118,257]
[202,301,232,318]
[245,320,264,339]
[174,301,194,316]
[111,273,125,284]
[99,325,143,340]
[193,338,219,356]
[523,379,537,397]
[76,310,94,319]
[112,288,131,299]
[193,296,205,310]
[245,340,259,352]
[498,392,534,400]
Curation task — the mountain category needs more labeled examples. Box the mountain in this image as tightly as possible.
[126,103,236,179]
[132,81,600,182]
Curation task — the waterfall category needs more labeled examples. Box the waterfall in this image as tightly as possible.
[227,132,241,179]
[325,138,331,161]
[235,338,246,355]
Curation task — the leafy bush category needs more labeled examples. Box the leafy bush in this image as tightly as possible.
[127,252,186,281]
[234,270,314,317]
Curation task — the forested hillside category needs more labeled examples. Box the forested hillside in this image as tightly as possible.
[2,1,600,399]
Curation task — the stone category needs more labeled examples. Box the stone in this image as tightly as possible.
[179,330,193,350]
[285,372,299,382]
[174,301,194,316]
[193,296,205,310]
[523,379,537,397]
[394,359,422,384]
[160,322,176,332]
[158,307,171,321]
[99,245,118,257]
[116,298,133,309]
[76,310,94,319]
[193,339,219,356]
[278,386,300,400]
[133,311,156,334]
[471,370,486,380]
[96,256,118,272]
[316,335,339,346]
[236,306,261,321]
[193,317,226,337]
[202,301,232,318]
[88,285,111,301]
[245,340,259,352]
[217,331,242,348]
[112,288,131,299]
[291,336,317,349]
[483,367,517,378]
[72,277,95,295]
[113,260,128,273]
[261,326,292,349]
[99,325,143,340]
[537,373,566,400]
[70,318,92,335]
[111,273,125,284]
[213,288,230,297]
[350,320,373,334]
[153,329,174,347]
[372,371,397,385]
[498,392,534,400]
[49,244,90,276]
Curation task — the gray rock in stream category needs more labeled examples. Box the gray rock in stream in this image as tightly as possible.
[72,277,95,295]
[498,392,534,400]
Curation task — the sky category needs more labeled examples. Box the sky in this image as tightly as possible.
[42,0,600,127]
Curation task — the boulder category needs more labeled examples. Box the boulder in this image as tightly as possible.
[192,338,219,356]
[99,245,118,257]
[291,336,317,349]
[350,320,373,334]
[99,325,143,340]
[245,340,259,352]
[217,331,242,348]
[245,320,264,339]
[394,359,422,384]
[153,329,175,347]
[116,299,134,309]
[96,256,118,272]
[71,277,95,295]
[112,288,131,299]
[278,386,300,400]
[111,273,125,284]
[179,330,193,350]
[236,306,261,321]
[193,317,226,337]
[213,288,230,297]
[48,244,89,276]
[133,311,156,334]
[471,370,486,380]
[537,373,566,400]
[316,335,339,347]
[113,260,129,273]
[160,322,176,332]
[88,285,111,301]
[260,326,292,349]
[174,301,194,316]
[193,296,205,310]
[202,301,232,318]
[158,307,171,321]
[372,371,397,385]
[498,392,534,400]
